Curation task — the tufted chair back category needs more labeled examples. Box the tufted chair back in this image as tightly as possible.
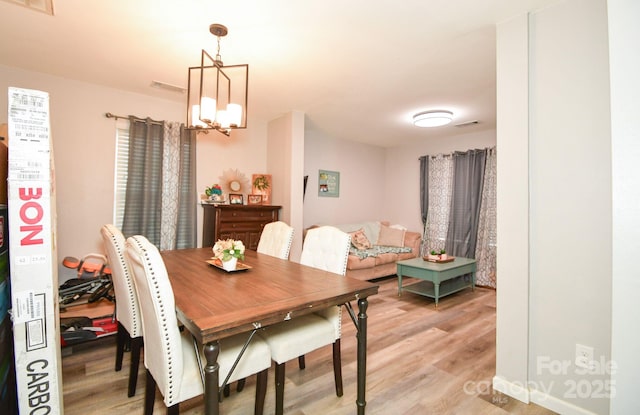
[126,235,200,408]
[300,226,351,275]
[101,224,145,397]
[299,226,351,339]
[257,221,295,260]
[101,224,142,338]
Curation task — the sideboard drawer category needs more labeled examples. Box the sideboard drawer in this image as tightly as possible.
[218,209,276,222]
[201,204,281,249]
[218,221,267,232]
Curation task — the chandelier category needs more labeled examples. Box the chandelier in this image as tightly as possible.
[187,24,249,136]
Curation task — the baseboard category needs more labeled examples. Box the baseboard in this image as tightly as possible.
[493,376,600,415]
[492,375,530,403]
[529,388,600,415]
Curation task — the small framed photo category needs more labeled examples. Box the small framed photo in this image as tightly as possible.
[247,194,263,205]
[229,193,244,205]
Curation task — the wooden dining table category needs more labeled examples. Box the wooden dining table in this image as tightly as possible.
[160,247,379,415]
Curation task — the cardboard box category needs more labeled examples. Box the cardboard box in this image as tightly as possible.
[7,87,62,414]
[0,123,7,204]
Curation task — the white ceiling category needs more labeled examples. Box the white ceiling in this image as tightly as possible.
[0,0,557,147]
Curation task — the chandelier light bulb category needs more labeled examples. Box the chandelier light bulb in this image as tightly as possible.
[191,105,207,127]
[227,103,242,127]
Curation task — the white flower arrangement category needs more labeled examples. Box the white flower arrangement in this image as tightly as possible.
[212,239,245,262]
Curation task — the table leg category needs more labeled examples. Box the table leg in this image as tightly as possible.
[472,271,476,291]
[434,283,440,308]
[203,341,220,415]
[356,298,369,415]
[397,271,402,296]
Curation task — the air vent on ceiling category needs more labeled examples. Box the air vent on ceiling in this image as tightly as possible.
[150,80,187,94]
[454,120,479,128]
[2,0,54,15]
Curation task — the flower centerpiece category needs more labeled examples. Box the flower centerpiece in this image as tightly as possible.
[212,239,245,271]
[205,184,223,202]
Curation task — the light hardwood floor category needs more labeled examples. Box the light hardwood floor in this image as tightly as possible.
[61,276,556,415]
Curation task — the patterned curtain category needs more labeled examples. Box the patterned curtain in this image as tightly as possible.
[161,121,180,249]
[419,147,497,288]
[423,154,453,255]
[475,147,497,287]
[122,117,196,249]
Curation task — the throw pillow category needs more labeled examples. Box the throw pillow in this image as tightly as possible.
[377,224,406,247]
[349,228,372,250]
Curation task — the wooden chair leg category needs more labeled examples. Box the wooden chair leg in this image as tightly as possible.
[167,404,179,415]
[115,322,127,371]
[128,336,143,397]
[223,378,246,397]
[298,355,306,370]
[236,378,246,392]
[333,339,343,397]
[254,369,268,415]
[275,362,286,415]
[144,370,156,415]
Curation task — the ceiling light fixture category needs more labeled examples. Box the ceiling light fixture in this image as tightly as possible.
[186,24,248,136]
[413,110,454,128]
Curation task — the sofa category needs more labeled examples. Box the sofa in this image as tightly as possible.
[309,221,422,281]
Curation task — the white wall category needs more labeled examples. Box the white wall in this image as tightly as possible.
[383,129,496,234]
[494,12,531,403]
[303,128,387,228]
[608,0,640,413]
[495,1,614,414]
[529,2,611,414]
[267,111,305,261]
[194,121,268,247]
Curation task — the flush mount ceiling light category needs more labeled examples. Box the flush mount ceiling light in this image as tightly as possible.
[413,110,454,128]
[187,24,249,136]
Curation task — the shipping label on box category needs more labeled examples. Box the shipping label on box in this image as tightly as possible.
[8,87,62,414]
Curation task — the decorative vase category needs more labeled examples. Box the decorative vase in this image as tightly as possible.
[222,257,238,271]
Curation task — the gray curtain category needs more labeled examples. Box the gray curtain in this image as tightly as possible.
[122,117,164,245]
[445,149,486,258]
[419,156,429,225]
[122,117,196,248]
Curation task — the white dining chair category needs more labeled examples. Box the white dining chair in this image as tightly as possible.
[256,221,294,260]
[259,225,351,415]
[227,221,295,396]
[125,235,271,415]
[100,224,143,397]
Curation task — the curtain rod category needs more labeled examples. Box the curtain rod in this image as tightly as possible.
[418,153,453,161]
[418,146,496,161]
[105,112,163,126]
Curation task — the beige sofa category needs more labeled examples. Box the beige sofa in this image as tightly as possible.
[310,221,422,281]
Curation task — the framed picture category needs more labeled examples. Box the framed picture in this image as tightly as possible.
[252,174,272,205]
[318,170,340,197]
[229,193,244,205]
[247,194,263,205]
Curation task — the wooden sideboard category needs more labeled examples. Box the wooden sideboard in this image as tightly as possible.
[201,204,281,250]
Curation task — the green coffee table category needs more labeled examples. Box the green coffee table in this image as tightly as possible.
[396,257,477,307]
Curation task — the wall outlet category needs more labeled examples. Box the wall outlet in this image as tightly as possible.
[575,343,594,369]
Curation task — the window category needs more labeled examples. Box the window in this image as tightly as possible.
[113,123,129,229]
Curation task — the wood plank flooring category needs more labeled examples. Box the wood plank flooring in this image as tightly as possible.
[61,277,556,414]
